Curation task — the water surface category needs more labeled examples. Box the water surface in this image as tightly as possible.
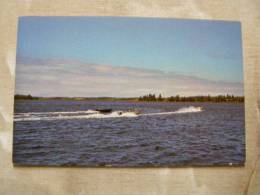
[13,100,245,166]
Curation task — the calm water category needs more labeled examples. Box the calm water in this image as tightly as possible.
[13,100,245,166]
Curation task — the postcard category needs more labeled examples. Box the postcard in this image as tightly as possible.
[13,16,244,166]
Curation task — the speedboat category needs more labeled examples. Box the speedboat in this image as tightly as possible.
[95,109,113,114]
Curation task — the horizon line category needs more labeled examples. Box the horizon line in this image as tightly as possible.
[15,94,245,98]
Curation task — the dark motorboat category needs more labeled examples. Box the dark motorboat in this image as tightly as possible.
[95,109,113,114]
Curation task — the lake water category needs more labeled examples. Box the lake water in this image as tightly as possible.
[13,100,245,167]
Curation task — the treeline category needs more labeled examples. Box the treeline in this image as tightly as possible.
[15,94,244,103]
[15,94,40,100]
[138,94,244,102]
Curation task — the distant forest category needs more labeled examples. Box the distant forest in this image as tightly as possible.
[138,94,244,102]
[15,94,244,103]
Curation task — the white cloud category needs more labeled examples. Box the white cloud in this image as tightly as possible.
[15,58,243,97]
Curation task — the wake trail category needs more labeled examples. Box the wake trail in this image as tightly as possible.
[14,106,203,121]
[140,106,203,116]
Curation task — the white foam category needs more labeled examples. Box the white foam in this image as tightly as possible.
[173,106,203,113]
[140,111,177,116]
[16,109,98,116]
[14,111,138,121]
[14,106,203,121]
[140,106,202,116]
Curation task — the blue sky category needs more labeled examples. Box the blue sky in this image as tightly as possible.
[16,16,244,97]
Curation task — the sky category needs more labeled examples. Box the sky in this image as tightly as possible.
[16,16,244,97]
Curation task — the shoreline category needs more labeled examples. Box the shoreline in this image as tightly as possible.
[14,94,244,103]
[14,98,244,103]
